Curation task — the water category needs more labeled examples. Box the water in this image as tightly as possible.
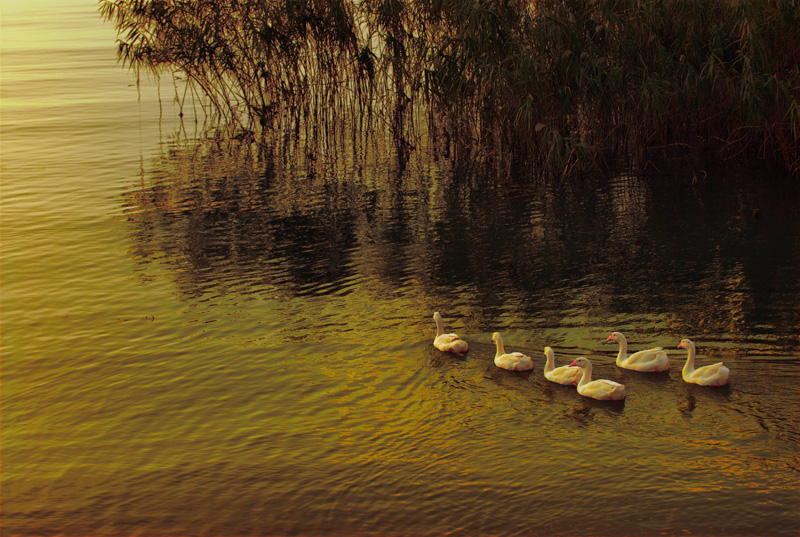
[2,2,799,536]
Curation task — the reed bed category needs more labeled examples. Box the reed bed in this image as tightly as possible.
[100,0,799,178]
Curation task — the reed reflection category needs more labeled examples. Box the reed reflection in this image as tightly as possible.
[122,135,800,352]
[124,138,367,299]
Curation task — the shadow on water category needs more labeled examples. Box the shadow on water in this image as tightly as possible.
[562,396,626,428]
[680,380,734,403]
[427,349,468,369]
[618,368,674,386]
[123,135,800,346]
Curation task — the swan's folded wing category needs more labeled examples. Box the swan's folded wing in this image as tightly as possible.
[436,333,461,345]
[599,379,624,388]
[495,354,513,369]
[435,333,468,352]
[627,347,664,364]
[699,362,728,376]
[511,353,534,370]
[549,365,580,382]
[496,353,531,370]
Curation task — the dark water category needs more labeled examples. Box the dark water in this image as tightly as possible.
[2,2,799,536]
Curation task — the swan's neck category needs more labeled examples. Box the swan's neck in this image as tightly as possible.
[544,352,554,373]
[494,337,506,357]
[682,344,696,376]
[616,338,628,363]
[434,316,445,337]
[577,364,592,387]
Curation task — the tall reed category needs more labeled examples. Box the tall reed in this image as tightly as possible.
[100,0,799,178]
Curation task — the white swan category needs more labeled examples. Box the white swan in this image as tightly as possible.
[569,357,626,401]
[543,347,581,385]
[605,331,669,372]
[491,332,534,371]
[432,312,469,355]
[678,338,730,386]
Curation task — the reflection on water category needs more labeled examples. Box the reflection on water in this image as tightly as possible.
[2,1,799,536]
[125,135,800,340]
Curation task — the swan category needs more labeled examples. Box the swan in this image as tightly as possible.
[677,339,730,386]
[432,312,469,355]
[543,347,581,385]
[605,331,669,372]
[491,332,534,371]
[569,357,626,401]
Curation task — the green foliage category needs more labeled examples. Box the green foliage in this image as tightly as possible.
[100,0,799,178]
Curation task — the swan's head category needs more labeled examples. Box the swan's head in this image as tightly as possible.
[490,332,501,344]
[605,331,625,343]
[569,357,591,368]
[678,338,694,350]
[543,346,554,358]
[433,312,442,322]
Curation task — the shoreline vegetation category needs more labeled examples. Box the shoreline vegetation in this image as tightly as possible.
[100,0,799,179]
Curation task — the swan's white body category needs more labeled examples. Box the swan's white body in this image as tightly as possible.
[491,332,534,371]
[543,347,581,385]
[605,331,669,372]
[569,357,626,401]
[433,312,469,355]
[678,339,730,386]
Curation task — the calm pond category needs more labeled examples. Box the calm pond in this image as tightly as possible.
[2,2,798,536]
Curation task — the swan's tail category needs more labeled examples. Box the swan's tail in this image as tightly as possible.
[609,385,626,400]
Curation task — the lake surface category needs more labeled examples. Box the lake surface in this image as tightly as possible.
[2,2,799,536]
